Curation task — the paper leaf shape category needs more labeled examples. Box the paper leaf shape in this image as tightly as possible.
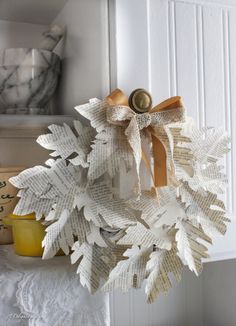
[37,121,94,167]
[87,126,134,181]
[12,189,57,221]
[178,121,230,194]
[10,159,81,199]
[145,248,183,303]
[117,222,172,250]
[75,99,108,133]
[71,242,116,293]
[184,125,230,164]
[176,220,211,275]
[75,182,137,229]
[10,160,83,220]
[180,182,229,238]
[42,209,106,259]
[128,187,186,229]
[153,124,194,181]
[102,246,152,291]
[187,163,227,195]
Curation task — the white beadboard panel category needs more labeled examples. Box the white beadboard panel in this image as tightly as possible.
[111,0,236,321]
[228,8,236,215]
[202,6,224,128]
[115,0,150,94]
[175,2,199,122]
[199,5,228,226]
[168,1,178,96]
[221,9,232,213]
[115,0,236,262]
[148,0,170,103]
[195,4,206,128]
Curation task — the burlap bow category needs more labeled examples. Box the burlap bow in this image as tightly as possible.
[106,89,185,190]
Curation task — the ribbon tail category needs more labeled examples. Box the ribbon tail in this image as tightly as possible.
[150,125,179,188]
[163,125,180,187]
[151,133,168,187]
[125,117,142,197]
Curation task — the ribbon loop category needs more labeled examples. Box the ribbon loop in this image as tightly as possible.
[106,105,134,127]
[150,107,185,126]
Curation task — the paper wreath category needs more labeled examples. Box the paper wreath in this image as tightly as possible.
[10,89,230,303]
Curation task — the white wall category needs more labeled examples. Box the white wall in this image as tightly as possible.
[53,0,110,116]
[0,19,46,50]
[203,259,236,326]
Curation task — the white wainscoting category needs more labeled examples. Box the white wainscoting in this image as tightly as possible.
[110,1,236,325]
[114,0,236,262]
[110,267,204,326]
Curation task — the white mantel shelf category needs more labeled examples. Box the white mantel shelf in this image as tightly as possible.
[0,114,73,138]
[0,114,73,128]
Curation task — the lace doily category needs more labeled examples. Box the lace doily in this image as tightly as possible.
[0,245,110,326]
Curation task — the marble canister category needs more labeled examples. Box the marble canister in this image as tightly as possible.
[0,48,61,114]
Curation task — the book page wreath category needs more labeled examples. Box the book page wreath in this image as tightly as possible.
[10,89,230,303]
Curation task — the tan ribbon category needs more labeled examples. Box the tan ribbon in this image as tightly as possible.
[106,89,185,188]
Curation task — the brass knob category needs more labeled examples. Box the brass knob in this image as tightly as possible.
[129,88,152,113]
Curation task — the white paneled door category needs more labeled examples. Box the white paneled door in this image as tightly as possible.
[114,0,236,262]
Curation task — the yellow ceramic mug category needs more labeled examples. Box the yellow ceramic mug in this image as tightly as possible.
[0,167,24,244]
[3,213,46,257]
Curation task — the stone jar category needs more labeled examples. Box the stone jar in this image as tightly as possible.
[0,48,61,114]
